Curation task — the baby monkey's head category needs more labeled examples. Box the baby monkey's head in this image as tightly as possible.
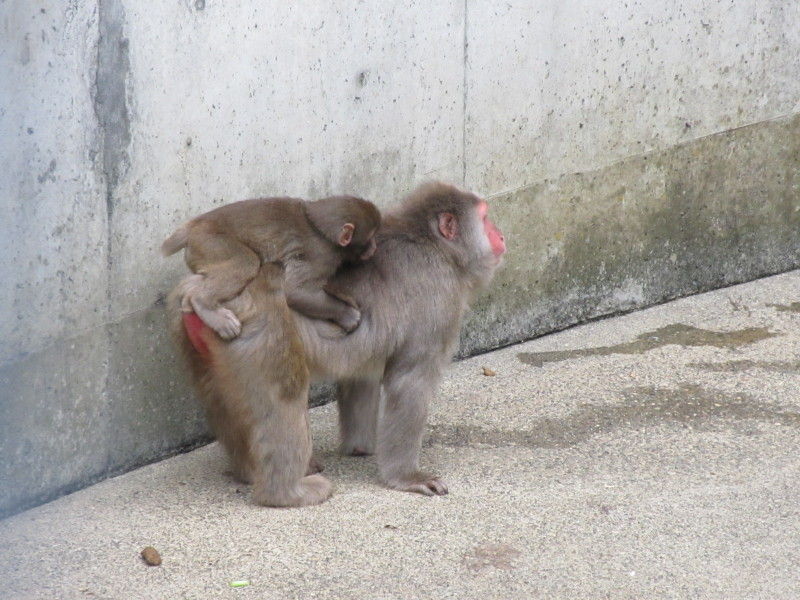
[307,195,381,261]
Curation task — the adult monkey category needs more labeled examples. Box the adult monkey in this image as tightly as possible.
[169,182,506,501]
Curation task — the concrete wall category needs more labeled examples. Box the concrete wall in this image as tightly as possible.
[1,0,798,517]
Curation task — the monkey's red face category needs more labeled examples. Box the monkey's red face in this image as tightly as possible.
[477,201,506,261]
[437,198,506,267]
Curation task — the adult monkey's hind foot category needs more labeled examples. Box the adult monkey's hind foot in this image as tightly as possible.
[253,473,332,508]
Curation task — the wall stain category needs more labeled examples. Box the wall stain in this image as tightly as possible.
[689,359,800,374]
[517,324,776,367]
[36,159,57,184]
[94,0,131,194]
[769,302,800,314]
[426,384,800,450]
[467,113,800,358]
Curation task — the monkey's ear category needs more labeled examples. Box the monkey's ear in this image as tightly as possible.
[338,223,355,246]
[438,213,458,240]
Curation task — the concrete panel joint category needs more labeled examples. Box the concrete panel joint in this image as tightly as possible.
[93,0,131,227]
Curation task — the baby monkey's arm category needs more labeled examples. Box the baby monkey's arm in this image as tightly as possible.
[283,260,361,333]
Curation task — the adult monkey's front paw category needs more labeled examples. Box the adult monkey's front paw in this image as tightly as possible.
[386,472,449,496]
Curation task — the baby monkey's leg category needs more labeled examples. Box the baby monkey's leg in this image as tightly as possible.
[184,232,260,339]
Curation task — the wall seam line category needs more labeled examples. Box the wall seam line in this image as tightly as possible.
[461,0,468,187]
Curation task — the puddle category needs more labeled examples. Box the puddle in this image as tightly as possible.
[517,324,777,367]
[689,359,800,374]
[427,384,800,450]
[769,302,800,314]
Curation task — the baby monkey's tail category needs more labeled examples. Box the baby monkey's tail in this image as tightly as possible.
[161,224,189,256]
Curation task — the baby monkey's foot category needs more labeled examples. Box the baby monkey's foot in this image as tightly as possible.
[191,299,242,340]
[205,307,242,339]
[179,274,205,313]
[337,306,361,333]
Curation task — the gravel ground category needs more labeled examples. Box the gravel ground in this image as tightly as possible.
[2,271,800,599]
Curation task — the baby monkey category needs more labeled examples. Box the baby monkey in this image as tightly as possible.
[162,195,381,339]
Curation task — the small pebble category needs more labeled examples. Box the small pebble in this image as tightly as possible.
[140,546,162,566]
[482,367,496,377]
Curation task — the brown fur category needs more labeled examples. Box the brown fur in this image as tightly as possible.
[168,263,331,507]
[168,182,505,500]
[163,195,380,339]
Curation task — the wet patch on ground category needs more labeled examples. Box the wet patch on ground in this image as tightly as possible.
[689,359,800,374]
[517,324,777,367]
[768,302,800,314]
[427,383,800,450]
